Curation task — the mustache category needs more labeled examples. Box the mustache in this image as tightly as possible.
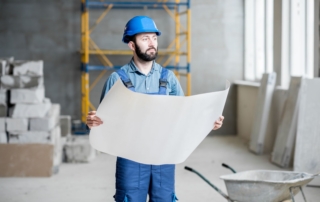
[146,47,157,52]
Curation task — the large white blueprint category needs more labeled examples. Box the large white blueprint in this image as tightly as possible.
[89,80,230,165]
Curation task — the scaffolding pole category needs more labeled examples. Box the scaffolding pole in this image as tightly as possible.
[80,0,191,125]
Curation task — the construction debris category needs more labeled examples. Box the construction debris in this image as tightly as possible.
[0,58,63,176]
[64,135,96,163]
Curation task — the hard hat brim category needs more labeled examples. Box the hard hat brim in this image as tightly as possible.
[122,30,161,43]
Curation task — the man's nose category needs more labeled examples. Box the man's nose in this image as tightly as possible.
[148,39,155,47]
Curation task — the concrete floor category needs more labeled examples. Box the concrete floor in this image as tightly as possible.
[0,135,319,202]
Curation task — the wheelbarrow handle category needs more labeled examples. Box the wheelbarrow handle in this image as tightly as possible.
[184,166,232,202]
[184,166,193,172]
[222,163,237,173]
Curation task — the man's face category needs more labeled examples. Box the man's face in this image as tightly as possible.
[133,33,158,61]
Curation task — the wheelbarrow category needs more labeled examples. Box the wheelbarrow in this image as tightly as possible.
[184,163,319,202]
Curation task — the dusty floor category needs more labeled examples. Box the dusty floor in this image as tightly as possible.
[0,135,319,202]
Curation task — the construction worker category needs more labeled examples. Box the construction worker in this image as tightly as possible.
[86,16,224,202]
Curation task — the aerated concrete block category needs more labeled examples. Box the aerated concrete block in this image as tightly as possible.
[0,57,13,75]
[0,90,7,117]
[0,118,5,131]
[11,99,51,118]
[8,124,60,144]
[249,73,277,154]
[294,78,320,186]
[8,132,49,143]
[272,77,302,168]
[11,60,43,76]
[0,89,7,105]
[0,105,7,117]
[0,132,7,143]
[64,135,96,163]
[1,75,43,89]
[10,87,45,104]
[30,104,60,131]
[53,126,62,169]
[6,118,29,132]
[60,136,67,163]
[60,115,71,137]
[0,60,7,75]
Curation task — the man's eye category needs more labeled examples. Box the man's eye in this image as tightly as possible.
[142,38,147,41]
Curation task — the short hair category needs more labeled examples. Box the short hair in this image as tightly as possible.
[126,35,136,43]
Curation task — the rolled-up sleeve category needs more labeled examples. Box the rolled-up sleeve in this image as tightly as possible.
[167,70,185,97]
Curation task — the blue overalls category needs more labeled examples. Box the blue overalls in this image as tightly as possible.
[113,68,178,202]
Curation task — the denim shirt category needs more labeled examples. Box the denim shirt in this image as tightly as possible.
[100,59,184,101]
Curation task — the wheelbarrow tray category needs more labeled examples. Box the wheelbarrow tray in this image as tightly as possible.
[220,170,314,202]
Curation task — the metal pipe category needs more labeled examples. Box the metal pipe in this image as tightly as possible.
[299,186,308,202]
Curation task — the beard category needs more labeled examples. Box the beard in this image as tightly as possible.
[135,43,158,62]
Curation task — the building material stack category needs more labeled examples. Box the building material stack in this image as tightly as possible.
[60,116,96,163]
[59,115,71,162]
[0,59,62,177]
[0,59,10,142]
[64,135,96,163]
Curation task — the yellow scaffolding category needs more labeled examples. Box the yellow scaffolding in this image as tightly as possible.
[80,0,191,123]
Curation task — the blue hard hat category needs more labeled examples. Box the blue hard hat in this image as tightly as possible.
[122,16,161,43]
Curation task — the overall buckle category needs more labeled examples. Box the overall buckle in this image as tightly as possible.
[159,79,168,88]
[124,81,134,88]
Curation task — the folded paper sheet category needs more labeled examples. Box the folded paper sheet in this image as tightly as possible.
[90,80,230,165]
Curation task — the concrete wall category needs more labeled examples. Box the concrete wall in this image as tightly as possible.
[192,0,244,135]
[0,0,81,118]
[0,0,244,135]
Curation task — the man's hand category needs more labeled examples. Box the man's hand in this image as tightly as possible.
[86,111,103,129]
[213,116,224,130]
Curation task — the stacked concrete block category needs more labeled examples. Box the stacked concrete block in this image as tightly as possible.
[0,58,63,176]
[60,115,71,137]
[9,125,60,144]
[52,126,62,173]
[0,132,7,143]
[0,117,5,131]
[0,57,14,76]
[11,87,45,104]
[64,136,96,163]
[0,60,7,75]
[30,104,60,131]
[11,60,43,76]
[6,118,28,132]
[1,75,43,89]
[0,89,7,117]
[0,118,6,143]
[11,98,51,118]
[59,116,71,163]
[0,89,7,104]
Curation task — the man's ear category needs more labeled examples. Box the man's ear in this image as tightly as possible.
[128,41,135,51]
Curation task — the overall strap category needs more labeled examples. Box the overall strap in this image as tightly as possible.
[158,68,168,95]
[116,69,135,92]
